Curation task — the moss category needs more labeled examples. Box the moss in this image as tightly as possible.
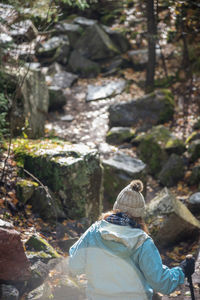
[185,131,198,144]
[154,76,175,88]
[25,234,60,258]
[158,89,175,123]
[138,136,167,176]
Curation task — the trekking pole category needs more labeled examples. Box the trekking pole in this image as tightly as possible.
[186,255,195,300]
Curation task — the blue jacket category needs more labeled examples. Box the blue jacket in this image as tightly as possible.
[69,220,185,300]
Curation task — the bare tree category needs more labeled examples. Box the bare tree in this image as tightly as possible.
[145,0,157,93]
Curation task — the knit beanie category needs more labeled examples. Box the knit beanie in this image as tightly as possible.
[113,180,145,218]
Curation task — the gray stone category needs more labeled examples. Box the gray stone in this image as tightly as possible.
[103,151,146,204]
[60,115,74,122]
[102,25,130,53]
[21,68,49,138]
[0,219,14,229]
[47,62,64,76]
[158,154,184,187]
[188,139,200,162]
[73,16,98,27]
[29,186,66,221]
[55,22,83,46]
[188,192,200,215]
[128,48,161,70]
[68,50,100,78]
[10,20,38,43]
[25,234,61,258]
[102,56,127,76]
[106,127,135,145]
[36,36,70,64]
[145,188,200,247]
[135,125,185,176]
[0,284,19,300]
[75,24,119,60]
[48,86,67,111]
[189,165,200,186]
[51,71,78,89]
[15,140,103,221]
[28,261,49,291]
[16,179,38,204]
[108,89,175,128]
[86,79,126,102]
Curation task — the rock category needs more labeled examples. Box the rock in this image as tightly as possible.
[68,50,100,78]
[28,261,49,291]
[128,48,161,70]
[55,22,83,47]
[102,25,130,53]
[75,24,119,60]
[86,79,126,102]
[136,125,184,176]
[0,4,18,25]
[26,251,54,264]
[14,140,103,221]
[28,186,66,221]
[0,219,14,229]
[21,68,49,138]
[10,20,38,44]
[16,179,38,204]
[47,62,64,76]
[25,234,61,258]
[36,36,70,64]
[188,192,200,215]
[26,283,51,300]
[106,127,135,145]
[0,284,19,300]
[188,139,200,162]
[102,56,127,76]
[73,16,98,27]
[103,151,146,204]
[48,86,66,111]
[0,227,30,281]
[145,188,200,247]
[189,165,200,186]
[58,238,79,253]
[108,89,175,128]
[60,115,74,122]
[158,154,184,187]
[49,71,78,89]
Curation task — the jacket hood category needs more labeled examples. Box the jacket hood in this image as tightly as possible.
[96,220,149,257]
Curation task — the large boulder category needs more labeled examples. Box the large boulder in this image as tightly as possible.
[68,50,100,78]
[108,89,175,128]
[135,125,185,176]
[0,223,30,281]
[13,139,103,221]
[145,188,200,247]
[158,154,185,187]
[75,24,120,60]
[188,139,200,162]
[102,25,130,53]
[127,48,161,70]
[188,165,200,186]
[102,151,146,205]
[188,192,200,215]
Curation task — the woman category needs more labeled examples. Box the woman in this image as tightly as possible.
[68,180,187,300]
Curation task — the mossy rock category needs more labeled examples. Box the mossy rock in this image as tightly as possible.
[108,89,175,128]
[193,118,200,130]
[185,131,200,144]
[16,178,38,204]
[188,139,200,162]
[158,154,184,187]
[136,125,185,176]
[25,234,60,258]
[13,139,103,220]
[106,127,135,145]
[188,165,200,186]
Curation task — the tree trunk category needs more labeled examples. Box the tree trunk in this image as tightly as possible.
[145,0,156,93]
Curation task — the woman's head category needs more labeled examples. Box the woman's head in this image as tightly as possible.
[113,180,145,218]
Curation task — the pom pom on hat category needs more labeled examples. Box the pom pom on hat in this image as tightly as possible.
[113,180,145,218]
